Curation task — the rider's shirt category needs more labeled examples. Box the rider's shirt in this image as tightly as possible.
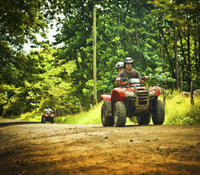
[116,69,141,81]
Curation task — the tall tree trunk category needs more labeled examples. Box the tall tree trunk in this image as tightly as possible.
[159,26,170,57]
[178,26,187,83]
[198,35,200,82]
[194,39,199,81]
[135,31,142,71]
[159,26,175,88]
[159,30,167,88]
[186,27,191,91]
[174,24,181,90]
[199,36,200,68]
[75,51,80,69]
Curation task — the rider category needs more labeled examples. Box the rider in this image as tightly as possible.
[115,57,145,86]
[115,61,124,73]
[114,62,124,87]
[45,106,53,114]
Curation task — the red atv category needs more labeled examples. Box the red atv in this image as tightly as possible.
[41,111,55,123]
[101,78,165,127]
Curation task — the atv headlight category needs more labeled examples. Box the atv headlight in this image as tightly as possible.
[125,91,135,96]
[149,90,156,95]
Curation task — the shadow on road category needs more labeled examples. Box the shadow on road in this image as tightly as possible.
[125,124,154,127]
[0,120,39,127]
[96,124,154,128]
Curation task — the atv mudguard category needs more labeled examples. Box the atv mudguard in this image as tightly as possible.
[101,94,111,102]
[111,88,127,101]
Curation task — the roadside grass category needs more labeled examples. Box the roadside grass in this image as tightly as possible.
[55,102,102,124]
[55,102,133,125]
[15,111,41,122]
[164,92,200,125]
[5,91,200,125]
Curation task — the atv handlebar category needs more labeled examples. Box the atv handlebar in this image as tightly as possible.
[139,76,148,80]
[115,76,148,87]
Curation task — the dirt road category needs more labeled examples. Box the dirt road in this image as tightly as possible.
[0,119,200,175]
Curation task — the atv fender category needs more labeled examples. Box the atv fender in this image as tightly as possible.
[111,88,127,101]
[101,94,111,102]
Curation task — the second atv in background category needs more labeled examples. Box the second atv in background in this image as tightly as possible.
[41,106,55,123]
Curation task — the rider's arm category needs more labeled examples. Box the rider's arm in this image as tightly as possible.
[140,76,148,84]
[115,75,128,86]
[115,80,128,86]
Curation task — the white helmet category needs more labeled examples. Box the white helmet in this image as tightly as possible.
[115,62,124,69]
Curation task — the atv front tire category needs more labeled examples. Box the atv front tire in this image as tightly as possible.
[41,116,45,123]
[152,100,165,125]
[101,101,113,126]
[113,101,126,127]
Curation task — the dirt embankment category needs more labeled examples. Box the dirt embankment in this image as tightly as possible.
[0,119,200,175]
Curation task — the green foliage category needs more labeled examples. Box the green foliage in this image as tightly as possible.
[16,111,41,122]
[55,0,165,108]
[29,49,81,115]
[165,92,200,125]
[148,67,176,87]
[0,0,61,116]
[0,0,47,47]
[148,0,200,90]
[1,48,80,117]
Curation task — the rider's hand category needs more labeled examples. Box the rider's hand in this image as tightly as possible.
[141,80,145,84]
[140,76,148,83]
[122,81,128,86]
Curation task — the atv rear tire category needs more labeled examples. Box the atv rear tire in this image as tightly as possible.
[113,101,126,127]
[137,113,150,125]
[41,116,45,123]
[101,101,113,126]
[152,100,165,125]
